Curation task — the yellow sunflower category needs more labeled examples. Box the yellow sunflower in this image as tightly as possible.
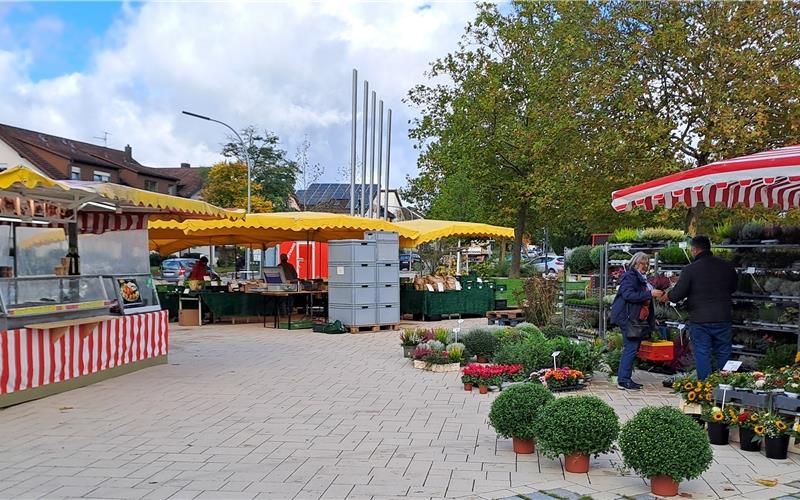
[687,391,697,401]
[713,412,724,422]
[751,414,759,422]
[795,351,800,363]
[684,382,694,391]
[695,382,703,391]
[794,424,800,433]
[777,421,788,431]
[755,425,765,436]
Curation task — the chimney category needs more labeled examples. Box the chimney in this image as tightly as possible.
[124,144,132,161]
[180,162,190,169]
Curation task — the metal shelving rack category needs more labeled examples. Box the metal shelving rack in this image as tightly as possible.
[599,241,800,356]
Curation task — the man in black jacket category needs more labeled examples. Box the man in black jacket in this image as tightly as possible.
[660,235,738,380]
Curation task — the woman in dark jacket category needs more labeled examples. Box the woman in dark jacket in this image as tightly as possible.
[610,252,663,390]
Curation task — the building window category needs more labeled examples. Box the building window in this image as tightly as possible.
[93,171,111,182]
[70,166,81,180]
[144,180,158,192]
[168,184,177,196]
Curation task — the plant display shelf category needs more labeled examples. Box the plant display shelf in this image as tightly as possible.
[599,242,800,360]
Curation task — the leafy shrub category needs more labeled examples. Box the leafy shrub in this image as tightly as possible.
[547,336,602,374]
[608,250,632,262]
[713,221,735,242]
[533,396,620,458]
[606,331,623,350]
[462,328,499,358]
[565,297,600,307]
[640,227,685,242]
[494,326,545,345]
[488,384,555,440]
[658,246,690,265]
[566,245,594,273]
[712,248,733,260]
[427,340,445,351]
[619,406,712,482]
[740,220,766,241]
[609,228,639,243]
[540,324,572,339]
[514,323,543,337]
[757,343,797,370]
[433,328,450,344]
[605,348,622,376]
[493,338,551,373]
[589,245,604,270]
[516,276,560,326]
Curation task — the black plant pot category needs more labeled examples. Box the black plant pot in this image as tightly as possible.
[739,428,761,452]
[707,422,729,445]
[765,435,790,460]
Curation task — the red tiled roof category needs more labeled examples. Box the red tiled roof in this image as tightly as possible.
[0,123,178,181]
[154,166,209,198]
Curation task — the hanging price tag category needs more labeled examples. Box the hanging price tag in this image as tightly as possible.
[678,241,687,249]
[552,351,561,370]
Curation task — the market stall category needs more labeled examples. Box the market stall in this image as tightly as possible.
[0,166,237,407]
[608,145,800,367]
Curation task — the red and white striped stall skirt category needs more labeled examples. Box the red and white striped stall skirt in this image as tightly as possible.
[0,310,168,406]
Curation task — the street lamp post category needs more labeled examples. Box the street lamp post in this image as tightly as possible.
[182,110,252,276]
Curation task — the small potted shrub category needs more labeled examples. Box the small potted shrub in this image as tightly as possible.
[532,395,619,473]
[755,412,791,459]
[605,348,622,385]
[730,408,761,452]
[463,329,499,363]
[412,345,433,369]
[400,329,422,358]
[619,407,712,497]
[488,384,554,454]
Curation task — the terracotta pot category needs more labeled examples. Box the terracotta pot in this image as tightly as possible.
[650,475,679,497]
[479,384,489,394]
[477,355,489,363]
[464,383,473,391]
[564,452,589,473]
[512,437,535,454]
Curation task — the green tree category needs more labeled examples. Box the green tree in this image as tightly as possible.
[202,161,274,212]
[222,127,299,211]
[611,1,800,232]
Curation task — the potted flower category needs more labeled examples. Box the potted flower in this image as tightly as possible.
[462,329,498,363]
[532,395,619,473]
[752,371,768,393]
[488,384,554,454]
[765,372,787,393]
[671,376,713,416]
[531,367,585,391]
[707,371,735,390]
[701,405,732,445]
[447,342,465,365]
[786,379,800,398]
[731,372,754,391]
[754,412,791,459]
[412,345,433,369]
[731,408,761,452]
[619,407,712,497]
[400,328,422,358]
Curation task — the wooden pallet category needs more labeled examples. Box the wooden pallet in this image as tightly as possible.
[486,309,524,319]
[487,317,524,327]
[348,324,399,334]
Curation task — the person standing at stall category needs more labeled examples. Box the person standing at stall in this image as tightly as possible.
[610,252,663,391]
[660,235,738,380]
[279,253,298,282]
[188,256,211,281]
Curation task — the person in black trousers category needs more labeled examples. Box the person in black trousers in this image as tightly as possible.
[660,235,738,380]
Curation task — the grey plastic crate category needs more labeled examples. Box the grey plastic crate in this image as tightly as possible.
[712,388,769,409]
[329,284,377,305]
[773,394,800,413]
[328,240,376,262]
[329,304,376,327]
[376,303,400,325]
[364,231,399,242]
[328,263,376,284]
[376,262,400,283]
[377,283,400,304]
[375,242,399,263]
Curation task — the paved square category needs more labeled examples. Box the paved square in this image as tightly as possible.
[1,319,800,499]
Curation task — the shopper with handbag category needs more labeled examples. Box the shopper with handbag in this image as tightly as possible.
[610,252,663,390]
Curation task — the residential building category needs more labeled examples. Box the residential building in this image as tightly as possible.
[0,123,180,195]
[154,163,209,199]
[294,183,422,221]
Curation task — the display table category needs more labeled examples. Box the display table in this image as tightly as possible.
[174,291,265,325]
[400,286,494,320]
[247,290,328,329]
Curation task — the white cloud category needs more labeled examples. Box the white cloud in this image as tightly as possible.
[0,1,476,191]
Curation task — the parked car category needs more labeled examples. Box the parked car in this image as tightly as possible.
[399,253,422,271]
[159,258,219,283]
[530,255,564,274]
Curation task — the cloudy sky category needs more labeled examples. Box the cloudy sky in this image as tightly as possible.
[0,1,477,190]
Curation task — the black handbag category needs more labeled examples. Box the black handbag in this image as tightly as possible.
[625,302,651,339]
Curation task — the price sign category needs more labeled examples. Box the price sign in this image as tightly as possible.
[722,360,742,372]
[745,267,756,275]
[552,351,561,369]
[677,323,686,331]
[678,241,687,249]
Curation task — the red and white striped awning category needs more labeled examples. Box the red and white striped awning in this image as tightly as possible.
[611,145,800,212]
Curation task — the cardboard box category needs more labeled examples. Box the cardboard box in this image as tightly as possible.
[179,309,201,326]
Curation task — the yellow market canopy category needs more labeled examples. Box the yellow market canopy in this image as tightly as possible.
[150,214,515,254]
[0,165,239,221]
[394,219,515,247]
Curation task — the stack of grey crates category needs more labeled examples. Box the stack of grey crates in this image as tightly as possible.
[328,231,400,328]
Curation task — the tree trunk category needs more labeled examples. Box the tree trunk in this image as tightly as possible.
[685,204,705,236]
[509,200,528,278]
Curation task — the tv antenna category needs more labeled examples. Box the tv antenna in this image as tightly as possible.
[93,131,111,147]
